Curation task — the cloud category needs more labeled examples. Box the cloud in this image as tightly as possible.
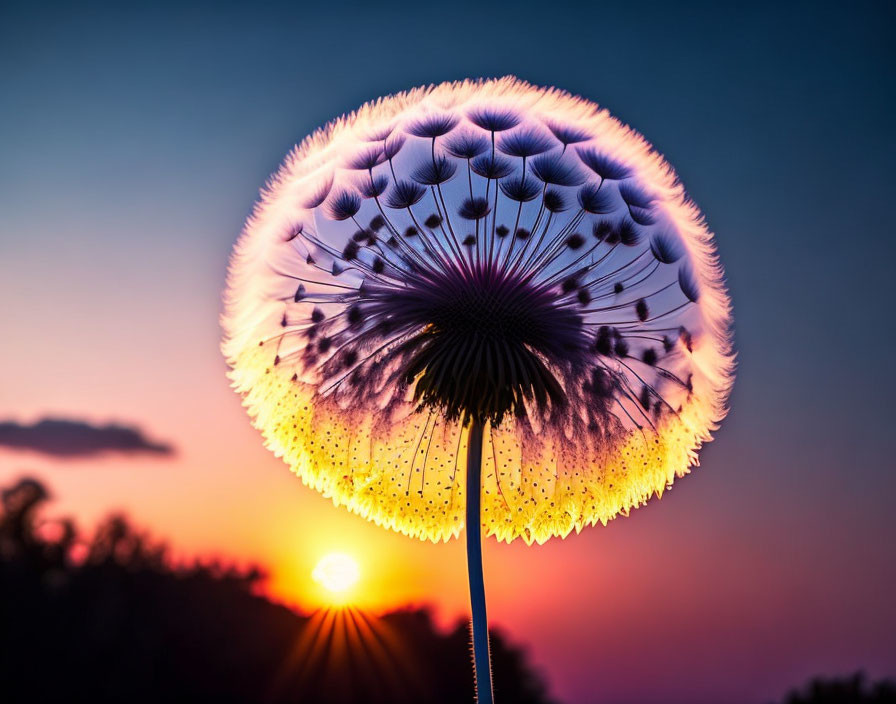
[0,418,174,458]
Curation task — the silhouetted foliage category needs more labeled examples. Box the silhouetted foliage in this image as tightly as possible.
[775,672,896,704]
[0,477,557,704]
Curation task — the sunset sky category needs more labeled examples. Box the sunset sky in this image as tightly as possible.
[1,2,894,703]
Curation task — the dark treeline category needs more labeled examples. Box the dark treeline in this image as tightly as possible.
[1,476,894,704]
[0,476,555,704]
[777,673,896,704]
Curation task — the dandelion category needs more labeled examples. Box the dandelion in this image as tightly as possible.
[222,77,735,703]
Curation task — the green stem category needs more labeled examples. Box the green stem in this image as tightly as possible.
[465,418,494,704]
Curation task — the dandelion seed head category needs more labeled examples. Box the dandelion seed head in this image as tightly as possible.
[222,77,734,544]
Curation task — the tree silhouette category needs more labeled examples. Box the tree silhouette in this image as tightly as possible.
[776,672,896,704]
[0,476,557,704]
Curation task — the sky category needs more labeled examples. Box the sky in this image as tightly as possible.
[1,1,895,702]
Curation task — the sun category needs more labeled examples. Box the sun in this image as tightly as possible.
[312,553,361,595]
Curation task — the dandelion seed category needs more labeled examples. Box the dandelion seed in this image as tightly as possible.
[576,148,632,180]
[500,177,541,202]
[543,189,568,212]
[385,181,426,209]
[445,132,490,159]
[617,219,642,246]
[467,107,520,132]
[412,156,457,186]
[326,191,361,221]
[635,298,650,321]
[347,146,387,171]
[650,231,684,264]
[678,264,701,302]
[593,220,613,240]
[529,153,585,186]
[407,114,459,139]
[545,121,592,147]
[618,182,656,209]
[566,233,586,250]
[471,154,515,180]
[578,183,616,214]
[357,175,389,198]
[458,197,491,220]
[497,128,556,158]
[384,135,406,160]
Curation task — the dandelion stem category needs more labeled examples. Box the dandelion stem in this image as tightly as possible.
[465,418,494,704]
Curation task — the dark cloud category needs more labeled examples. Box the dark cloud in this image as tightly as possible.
[0,418,174,458]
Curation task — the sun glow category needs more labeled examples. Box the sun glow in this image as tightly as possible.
[312,553,361,595]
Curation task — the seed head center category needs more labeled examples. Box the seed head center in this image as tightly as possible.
[394,264,588,424]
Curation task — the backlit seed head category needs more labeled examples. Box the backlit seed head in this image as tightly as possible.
[223,77,734,544]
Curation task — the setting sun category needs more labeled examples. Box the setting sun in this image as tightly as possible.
[312,553,361,595]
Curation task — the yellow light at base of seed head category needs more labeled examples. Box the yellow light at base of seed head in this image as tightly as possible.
[312,553,361,594]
